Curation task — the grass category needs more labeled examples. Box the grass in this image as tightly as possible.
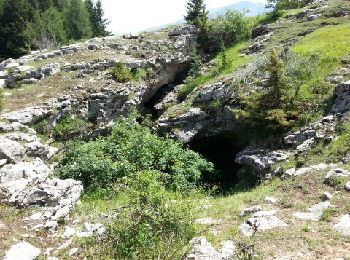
[178,41,250,100]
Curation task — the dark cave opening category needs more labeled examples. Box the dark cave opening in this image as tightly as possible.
[189,134,245,190]
[143,83,175,118]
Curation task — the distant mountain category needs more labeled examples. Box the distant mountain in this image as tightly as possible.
[144,1,267,32]
[209,1,267,18]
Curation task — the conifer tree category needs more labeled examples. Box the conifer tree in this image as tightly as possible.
[0,0,34,59]
[184,0,208,27]
[86,0,110,37]
[64,0,92,40]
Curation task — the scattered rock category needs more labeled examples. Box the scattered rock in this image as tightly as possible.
[333,214,350,236]
[69,248,79,256]
[195,218,223,225]
[325,168,350,183]
[284,163,335,178]
[4,242,41,260]
[240,205,262,216]
[345,182,350,192]
[240,210,287,236]
[235,148,289,174]
[76,222,105,238]
[63,226,76,238]
[186,237,234,260]
[293,201,331,221]
[321,192,332,201]
[265,197,277,204]
[0,138,26,163]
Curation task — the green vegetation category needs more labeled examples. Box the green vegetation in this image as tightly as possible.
[266,0,313,10]
[55,112,213,192]
[105,171,195,259]
[0,0,109,59]
[184,0,208,27]
[179,41,250,100]
[52,116,88,140]
[109,63,133,83]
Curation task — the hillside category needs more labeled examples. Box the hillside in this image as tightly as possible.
[1,0,350,259]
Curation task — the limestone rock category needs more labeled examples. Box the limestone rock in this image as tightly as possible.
[240,210,287,236]
[331,81,350,113]
[333,214,350,236]
[293,201,331,221]
[168,25,199,37]
[321,192,332,201]
[235,148,289,173]
[345,182,350,192]
[186,237,221,260]
[324,168,350,184]
[195,218,223,225]
[265,197,277,204]
[4,242,41,260]
[240,205,262,216]
[0,138,26,163]
[284,115,337,151]
[284,163,334,178]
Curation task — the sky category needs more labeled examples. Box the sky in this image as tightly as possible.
[102,0,266,35]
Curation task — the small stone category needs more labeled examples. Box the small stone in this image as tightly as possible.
[345,182,350,192]
[321,192,332,201]
[4,242,41,260]
[69,248,78,256]
[333,214,350,236]
[265,197,277,204]
[325,168,350,182]
[293,201,330,221]
[240,205,262,216]
[45,221,58,232]
[221,240,235,258]
[63,226,76,238]
[195,218,223,225]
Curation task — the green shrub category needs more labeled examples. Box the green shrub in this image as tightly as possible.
[132,68,147,81]
[205,10,252,54]
[109,62,133,83]
[105,171,195,260]
[33,118,50,135]
[52,116,87,140]
[188,50,203,78]
[55,112,213,192]
[320,208,337,222]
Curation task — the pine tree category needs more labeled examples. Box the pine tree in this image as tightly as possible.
[27,6,66,50]
[86,0,110,37]
[64,0,92,40]
[0,0,34,59]
[184,0,208,26]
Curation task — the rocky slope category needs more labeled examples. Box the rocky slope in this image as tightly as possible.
[1,0,350,259]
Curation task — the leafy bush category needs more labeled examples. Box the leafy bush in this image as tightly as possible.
[204,10,252,54]
[33,118,50,135]
[52,116,87,140]
[105,171,195,259]
[55,112,213,192]
[109,62,133,83]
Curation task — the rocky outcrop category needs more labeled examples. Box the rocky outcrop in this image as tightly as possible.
[333,214,350,236]
[186,237,235,260]
[4,242,41,260]
[235,148,289,174]
[331,80,350,114]
[0,117,83,222]
[239,210,287,236]
[284,115,338,154]
[292,201,331,221]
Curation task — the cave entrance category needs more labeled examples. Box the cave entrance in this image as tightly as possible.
[143,83,175,119]
[189,134,244,190]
